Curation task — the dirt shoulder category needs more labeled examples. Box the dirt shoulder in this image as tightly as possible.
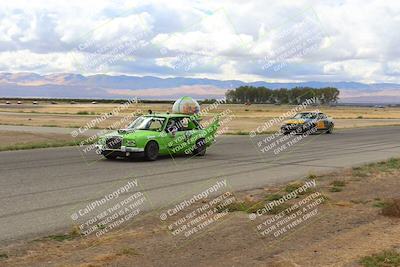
[1,159,400,267]
[0,130,88,151]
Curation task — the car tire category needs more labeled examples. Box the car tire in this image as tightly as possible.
[326,124,334,134]
[103,152,117,160]
[193,138,206,156]
[145,141,159,161]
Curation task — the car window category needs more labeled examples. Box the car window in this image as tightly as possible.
[166,119,177,133]
[318,114,327,119]
[148,119,163,130]
[180,118,189,129]
[166,117,195,132]
[187,119,197,130]
[128,116,165,131]
[166,118,182,133]
[294,113,317,119]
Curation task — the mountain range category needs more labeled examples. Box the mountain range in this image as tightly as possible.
[1,72,400,103]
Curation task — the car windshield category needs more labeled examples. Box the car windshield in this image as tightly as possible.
[127,116,165,131]
[293,113,318,119]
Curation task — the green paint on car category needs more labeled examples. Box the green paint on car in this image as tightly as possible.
[95,113,220,161]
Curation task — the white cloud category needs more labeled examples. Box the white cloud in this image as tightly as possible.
[322,60,383,83]
[109,85,226,98]
[0,50,79,73]
[0,0,399,83]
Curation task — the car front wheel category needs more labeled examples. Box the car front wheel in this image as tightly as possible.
[144,141,159,161]
[326,124,334,134]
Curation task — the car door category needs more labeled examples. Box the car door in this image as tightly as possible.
[175,117,198,154]
[159,117,178,154]
[164,117,193,154]
[316,113,329,130]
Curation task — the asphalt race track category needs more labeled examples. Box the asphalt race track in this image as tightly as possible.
[0,126,399,244]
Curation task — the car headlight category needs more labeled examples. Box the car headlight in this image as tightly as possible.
[126,140,136,146]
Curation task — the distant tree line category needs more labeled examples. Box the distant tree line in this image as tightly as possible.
[225,86,340,105]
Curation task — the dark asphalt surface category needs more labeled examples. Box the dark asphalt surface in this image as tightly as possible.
[0,126,399,244]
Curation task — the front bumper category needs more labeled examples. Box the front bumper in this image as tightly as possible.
[95,144,144,155]
[281,124,303,132]
[281,123,313,133]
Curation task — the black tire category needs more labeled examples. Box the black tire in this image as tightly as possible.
[326,124,334,134]
[103,152,117,160]
[193,138,206,156]
[144,141,159,161]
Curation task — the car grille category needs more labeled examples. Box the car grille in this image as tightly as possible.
[284,124,297,128]
[106,137,122,149]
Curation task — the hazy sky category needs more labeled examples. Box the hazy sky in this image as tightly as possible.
[0,0,399,83]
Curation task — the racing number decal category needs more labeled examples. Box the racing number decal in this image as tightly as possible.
[316,121,325,129]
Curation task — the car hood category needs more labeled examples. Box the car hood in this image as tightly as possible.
[102,129,160,138]
[284,119,307,124]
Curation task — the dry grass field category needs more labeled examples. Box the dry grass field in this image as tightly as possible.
[1,102,400,134]
[0,130,87,151]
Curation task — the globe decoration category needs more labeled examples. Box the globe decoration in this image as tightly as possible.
[172,96,200,115]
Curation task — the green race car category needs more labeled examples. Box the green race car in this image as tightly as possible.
[95,113,220,161]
